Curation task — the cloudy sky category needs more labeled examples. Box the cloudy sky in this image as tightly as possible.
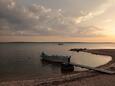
[0,0,115,42]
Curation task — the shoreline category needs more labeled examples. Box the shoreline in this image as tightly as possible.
[85,49,115,67]
[0,49,115,86]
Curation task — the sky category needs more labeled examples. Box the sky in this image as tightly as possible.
[0,0,115,42]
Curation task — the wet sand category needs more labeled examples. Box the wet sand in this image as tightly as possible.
[0,49,115,86]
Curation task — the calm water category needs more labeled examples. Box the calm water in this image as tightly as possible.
[0,43,114,80]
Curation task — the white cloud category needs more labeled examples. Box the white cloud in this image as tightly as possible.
[75,0,113,24]
[0,0,104,37]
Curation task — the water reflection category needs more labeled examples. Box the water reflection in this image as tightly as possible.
[71,52,112,67]
[0,43,112,80]
[40,51,112,72]
[41,60,61,73]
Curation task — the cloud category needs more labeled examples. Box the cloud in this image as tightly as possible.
[75,0,113,24]
[0,0,104,37]
[73,26,103,37]
[75,10,105,24]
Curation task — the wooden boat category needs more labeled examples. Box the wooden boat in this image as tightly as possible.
[61,63,74,72]
[40,52,71,63]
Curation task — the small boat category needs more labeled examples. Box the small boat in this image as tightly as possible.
[40,52,71,63]
[58,43,64,45]
[61,63,74,72]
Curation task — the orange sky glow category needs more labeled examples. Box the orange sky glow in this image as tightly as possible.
[0,0,115,42]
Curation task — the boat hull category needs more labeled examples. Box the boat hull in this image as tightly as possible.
[40,52,71,63]
[61,63,74,72]
[41,56,70,63]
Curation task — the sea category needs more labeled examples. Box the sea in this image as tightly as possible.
[0,42,114,81]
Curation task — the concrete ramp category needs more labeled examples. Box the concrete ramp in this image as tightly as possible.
[70,63,115,74]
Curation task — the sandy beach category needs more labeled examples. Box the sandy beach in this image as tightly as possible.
[0,49,115,86]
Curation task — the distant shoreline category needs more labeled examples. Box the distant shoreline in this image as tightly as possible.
[0,42,115,44]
